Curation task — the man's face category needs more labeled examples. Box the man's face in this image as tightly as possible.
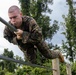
[8,10,22,28]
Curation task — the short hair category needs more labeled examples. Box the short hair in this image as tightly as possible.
[8,5,21,13]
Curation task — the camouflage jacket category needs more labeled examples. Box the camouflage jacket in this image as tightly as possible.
[4,16,42,50]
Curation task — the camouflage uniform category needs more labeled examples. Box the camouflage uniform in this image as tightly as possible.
[4,16,60,63]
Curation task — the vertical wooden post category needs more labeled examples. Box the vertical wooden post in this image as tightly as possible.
[66,64,72,75]
[52,58,60,75]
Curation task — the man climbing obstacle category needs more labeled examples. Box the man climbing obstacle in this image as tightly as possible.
[3,5,64,64]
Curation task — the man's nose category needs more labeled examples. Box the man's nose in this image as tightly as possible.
[11,18,15,22]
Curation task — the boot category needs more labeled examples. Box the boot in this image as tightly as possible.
[53,50,64,63]
[58,51,64,63]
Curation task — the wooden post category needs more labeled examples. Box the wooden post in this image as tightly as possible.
[66,64,72,75]
[52,58,60,75]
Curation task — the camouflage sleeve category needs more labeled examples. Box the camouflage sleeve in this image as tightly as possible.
[3,26,18,45]
[22,18,43,44]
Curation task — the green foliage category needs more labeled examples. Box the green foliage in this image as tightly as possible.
[5,72,13,75]
[19,0,30,16]
[19,0,52,16]
[0,70,5,75]
[60,63,67,75]
[15,62,52,75]
[0,68,14,75]
[0,49,17,72]
[14,59,52,75]
[62,0,76,62]
[72,62,76,74]
[3,48,14,58]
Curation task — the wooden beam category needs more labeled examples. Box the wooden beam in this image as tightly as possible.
[52,58,60,75]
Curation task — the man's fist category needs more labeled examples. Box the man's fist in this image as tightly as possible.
[14,29,23,40]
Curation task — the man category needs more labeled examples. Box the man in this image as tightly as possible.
[4,5,64,64]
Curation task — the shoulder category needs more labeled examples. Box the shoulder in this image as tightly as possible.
[22,16,33,22]
[22,16,36,24]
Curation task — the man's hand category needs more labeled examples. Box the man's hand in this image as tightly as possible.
[14,29,23,40]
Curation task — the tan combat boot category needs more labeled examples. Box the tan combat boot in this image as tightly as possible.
[59,52,64,63]
[55,50,64,63]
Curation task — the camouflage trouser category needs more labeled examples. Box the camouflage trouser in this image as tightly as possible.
[20,40,60,63]
[36,40,60,59]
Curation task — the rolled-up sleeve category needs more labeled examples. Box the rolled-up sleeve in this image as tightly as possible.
[4,26,18,45]
[22,18,43,44]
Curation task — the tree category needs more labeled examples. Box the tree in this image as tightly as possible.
[72,62,76,75]
[0,49,17,72]
[15,64,52,75]
[62,0,76,62]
